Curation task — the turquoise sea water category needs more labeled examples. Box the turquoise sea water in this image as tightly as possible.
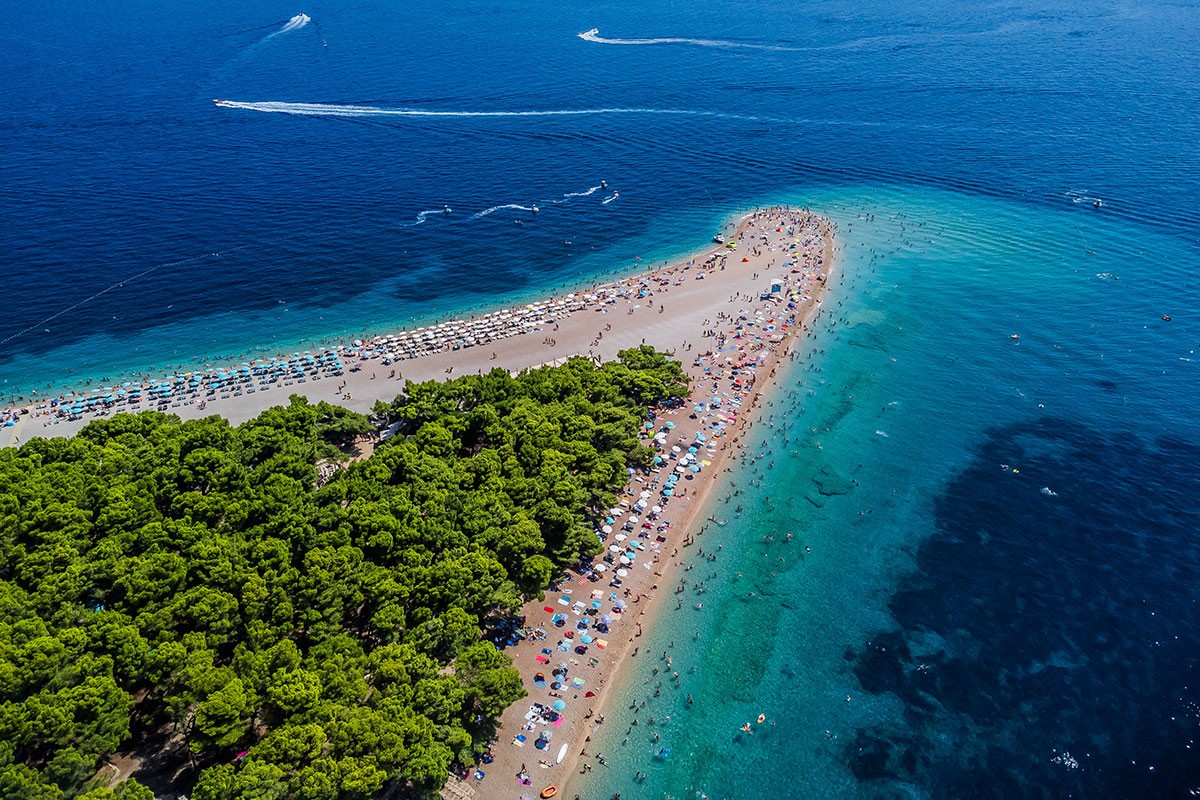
[577,187,1200,798]
[4,0,1200,796]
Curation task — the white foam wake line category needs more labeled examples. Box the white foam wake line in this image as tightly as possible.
[602,193,619,204]
[560,185,601,199]
[269,13,311,37]
[400,209,448,227]
[577,27,796,51]
[472,204,533,218]
[213,100,765,123]
[0,246,252,348]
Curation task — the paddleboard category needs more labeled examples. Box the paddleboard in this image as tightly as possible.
[556,743,568,764]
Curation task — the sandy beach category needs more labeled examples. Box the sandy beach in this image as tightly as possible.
[0,206,834,800]
[439,209,834,800]
[3,209,826,450]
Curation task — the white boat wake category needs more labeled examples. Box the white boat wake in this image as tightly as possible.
[577,27,796,51]
[401,208,450,227]
[473,204,535,218]
[560,185,601,199]
[399,185,605,227]
[265,13,311,40]
[212,99,764,122]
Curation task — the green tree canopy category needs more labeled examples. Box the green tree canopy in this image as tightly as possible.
[0,348,687,798]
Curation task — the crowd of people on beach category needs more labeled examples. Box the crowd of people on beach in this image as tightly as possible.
[2,248,802,436]
[449,208,829,800]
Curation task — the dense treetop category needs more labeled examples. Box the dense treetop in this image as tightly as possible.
[0,348,687,800]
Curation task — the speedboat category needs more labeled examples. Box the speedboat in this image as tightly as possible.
[443,205,451,214]
[713,234,726,244]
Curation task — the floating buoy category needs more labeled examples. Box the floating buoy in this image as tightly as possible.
[757,714,766,724]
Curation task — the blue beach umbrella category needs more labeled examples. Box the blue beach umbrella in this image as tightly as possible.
[552,699,566,711]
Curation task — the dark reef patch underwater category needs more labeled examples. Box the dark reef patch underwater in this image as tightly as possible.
[847,417,1200,798]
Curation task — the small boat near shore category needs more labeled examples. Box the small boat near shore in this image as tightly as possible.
[713,234,726,244]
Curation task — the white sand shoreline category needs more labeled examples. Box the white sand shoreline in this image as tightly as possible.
[442,208,834,800]
[0,208,776,449]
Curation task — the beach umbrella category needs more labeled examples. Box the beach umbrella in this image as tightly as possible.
[614,533,626,542]
[552,699,566,711]
[664,421,676,429]
[616,568,628,577]
[601,525,613,534]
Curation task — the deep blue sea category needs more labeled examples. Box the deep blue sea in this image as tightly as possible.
[4,0,1199,797]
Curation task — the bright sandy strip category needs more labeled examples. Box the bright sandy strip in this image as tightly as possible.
[4,210,824,448]
[442,210,835,800]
